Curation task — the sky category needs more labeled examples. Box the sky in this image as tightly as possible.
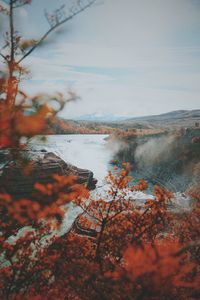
[1,0,200,118]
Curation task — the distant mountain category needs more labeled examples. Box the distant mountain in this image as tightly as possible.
[51,110,200,134]
[73,110,200,125]
[74,114,127,122]
[123,109,200,127]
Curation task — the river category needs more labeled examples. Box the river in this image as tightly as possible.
[0,135,193,278]
[29,134,116,235]
[5,134,192,239]
[30,134,113,187]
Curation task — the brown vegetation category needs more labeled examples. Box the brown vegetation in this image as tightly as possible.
[0,1,200,299]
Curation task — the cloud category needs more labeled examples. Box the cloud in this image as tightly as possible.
[21,44,200,118]
[63,0,200,47]
[17,0,200,118]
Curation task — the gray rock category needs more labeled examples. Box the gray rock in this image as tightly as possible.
[0,152,97,199]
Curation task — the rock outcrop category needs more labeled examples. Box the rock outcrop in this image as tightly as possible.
[72,215,98,238]
[0,151,97,199]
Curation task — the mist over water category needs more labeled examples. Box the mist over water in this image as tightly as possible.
[135,135,176,168]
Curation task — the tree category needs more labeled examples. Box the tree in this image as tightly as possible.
[0,163,200,299]
[0,1,200,299]
[0,0,96,148]
[0,0,96,106]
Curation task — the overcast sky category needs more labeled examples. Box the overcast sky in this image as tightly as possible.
[3,0,200,118]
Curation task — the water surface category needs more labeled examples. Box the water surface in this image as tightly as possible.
[30,134,112,187]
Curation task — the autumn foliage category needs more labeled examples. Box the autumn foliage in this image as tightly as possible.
[0,1,200,299]
[0,162,200,299]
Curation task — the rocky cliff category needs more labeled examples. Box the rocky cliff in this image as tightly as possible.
[0,151,97,199]
[111,128,200,193]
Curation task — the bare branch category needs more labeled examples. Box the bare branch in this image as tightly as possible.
[0,52,8,61]
[13,0,31,9]
[17,0,96,64]
[0,43,9,52]
[9,0,14,64]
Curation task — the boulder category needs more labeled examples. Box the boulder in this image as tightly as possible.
[0,152,97,199]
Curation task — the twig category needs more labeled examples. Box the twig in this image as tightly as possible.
[17,0,96,64]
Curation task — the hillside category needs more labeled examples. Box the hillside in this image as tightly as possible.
[122,109,200,127]
[49,110,200,134]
